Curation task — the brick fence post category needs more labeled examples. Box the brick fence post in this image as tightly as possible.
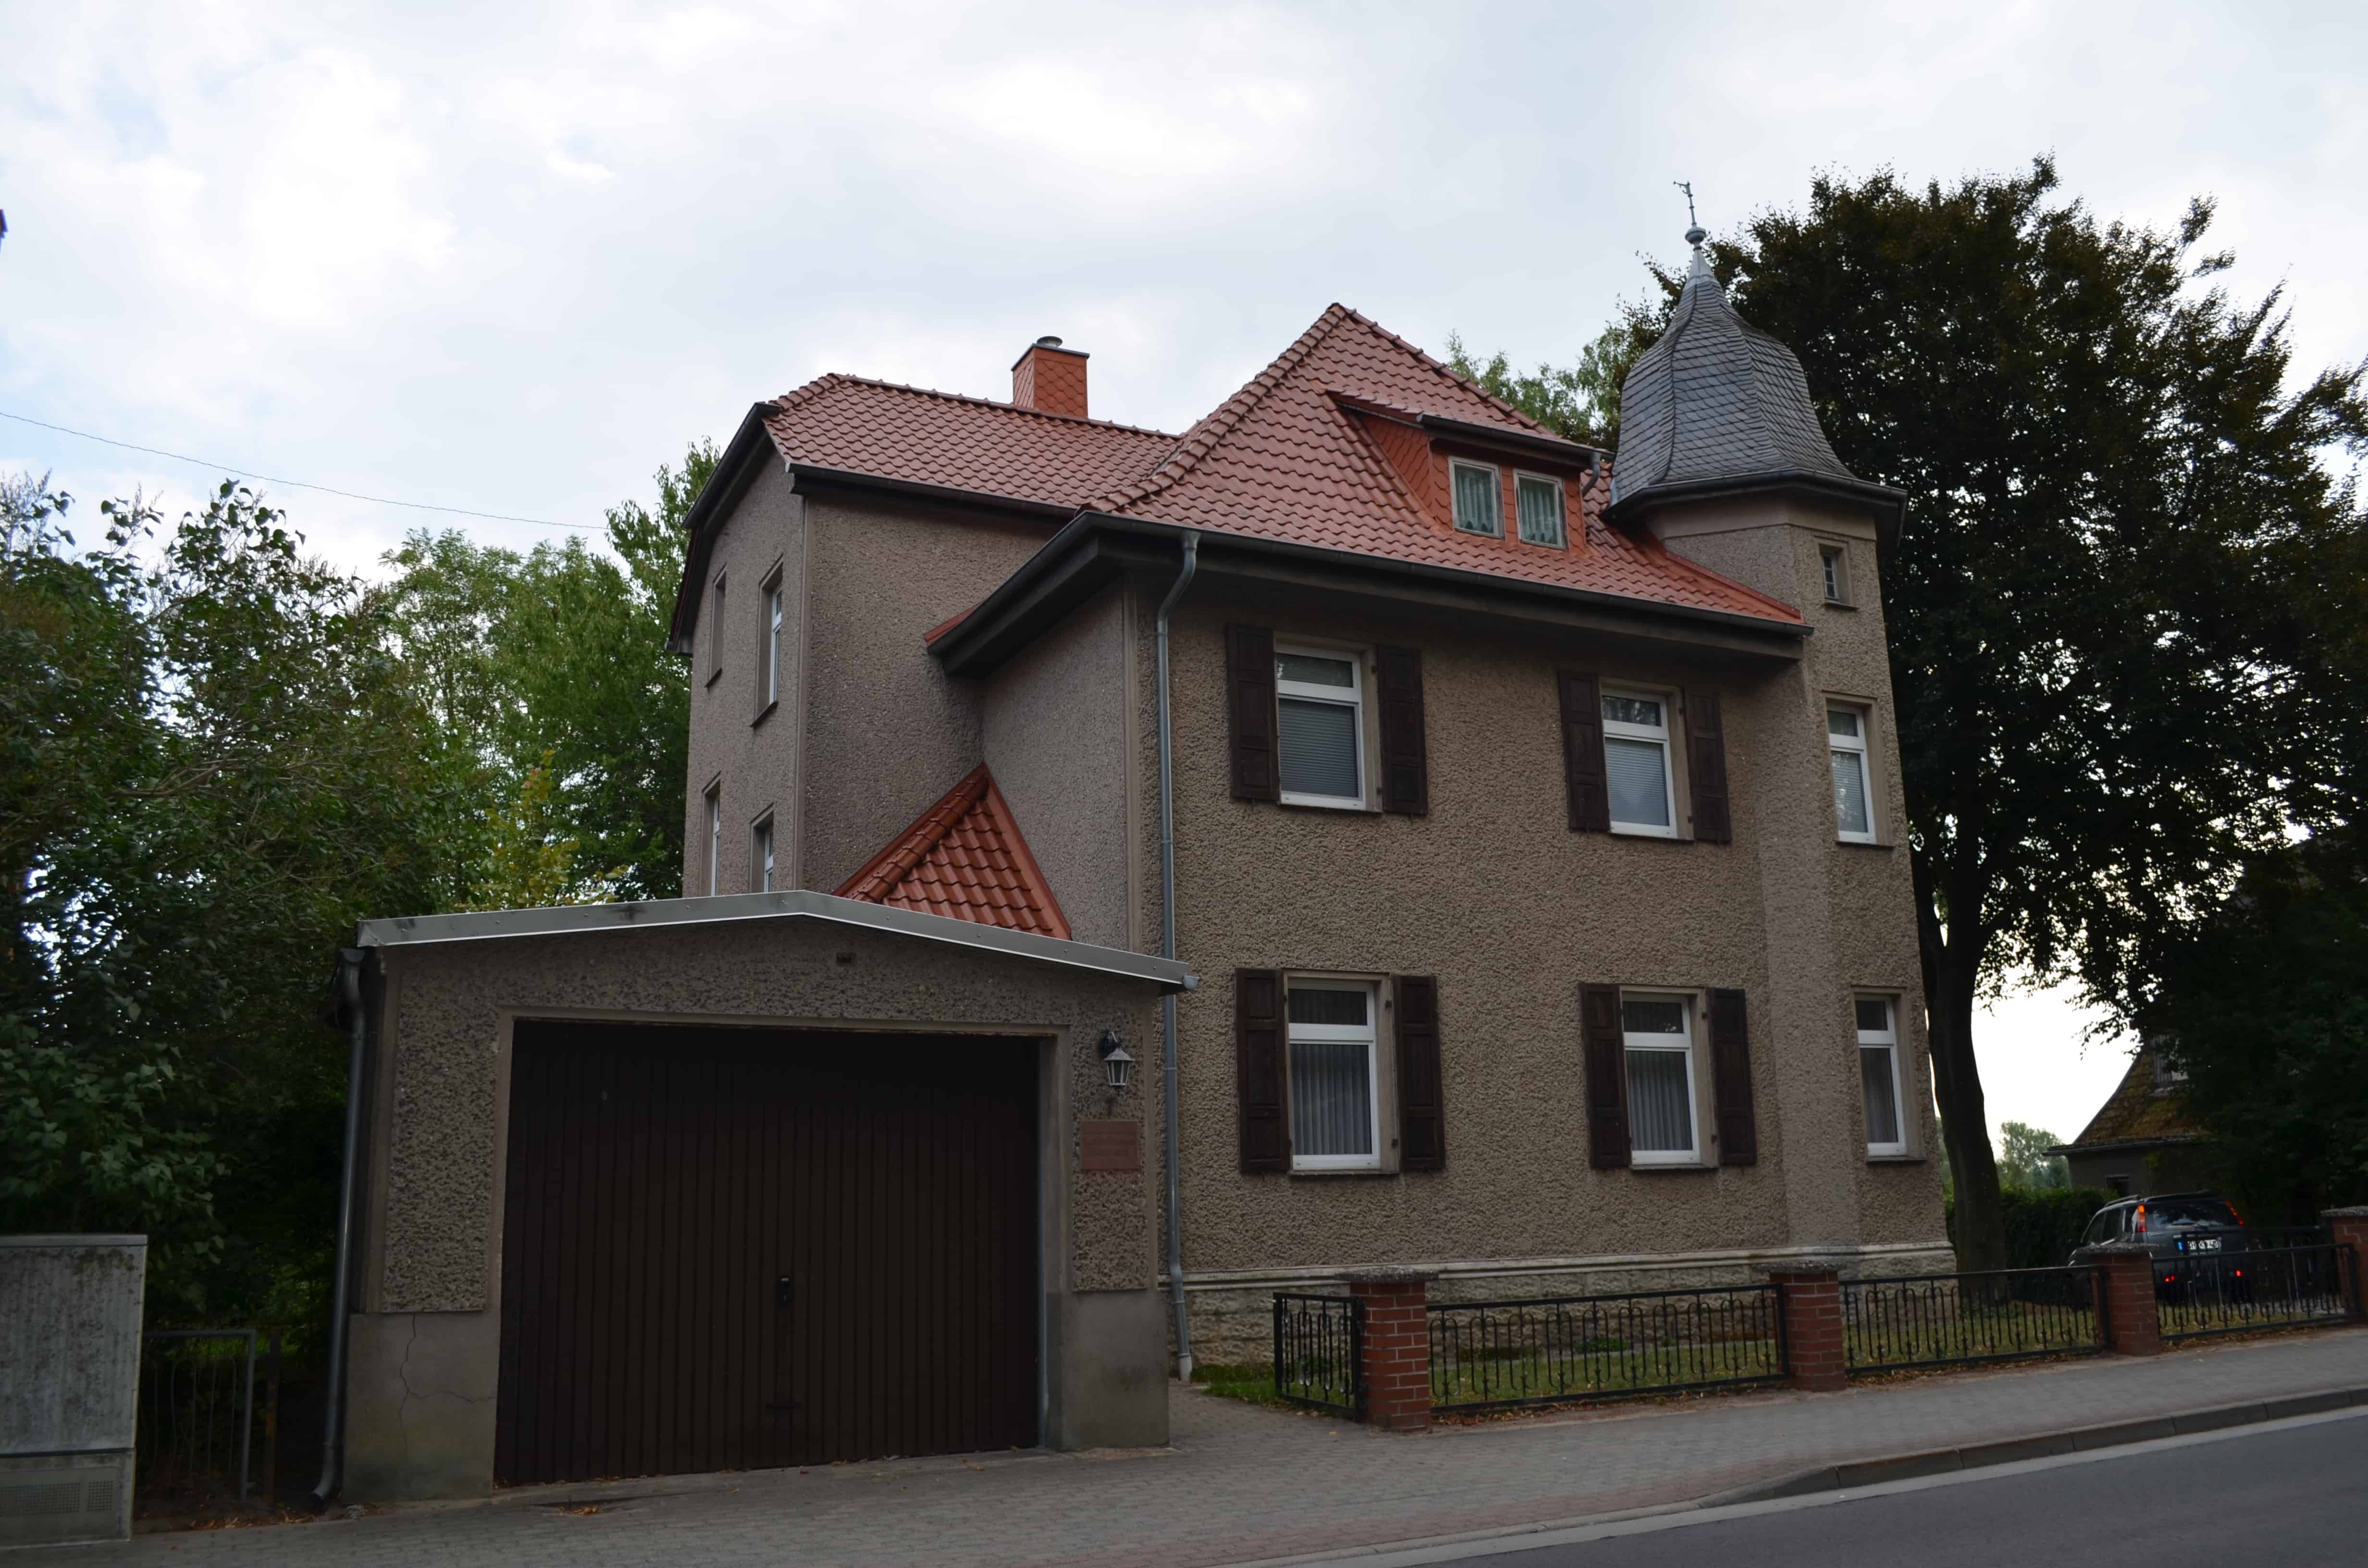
[2321,1208,2368,1321]
[2074,1242,2164,1355]
[1344,1267,1436,1432]
[1760,1261,1846,1391]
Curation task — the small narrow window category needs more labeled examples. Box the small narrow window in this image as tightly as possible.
[1623,995,1699,1164]
[1451,460,1503,537]
[1857,996,1905,1156]
[1286,981,1381,1171]
[1820,544,1848,604]
[1274,644,1365,808]
[1516,473,1566,547]
[1602,690,1676,836]
[704,782,722,896]
[752,813,775,893]
[708,573,727,682]
[1828,704,1875,843]
[760,575,785,711]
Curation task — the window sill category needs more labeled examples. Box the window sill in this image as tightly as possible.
[1628,1160,1717,1174]
[1607,827,1691,844]
[1822,599,1858,612]
[1289,1165,1397,1179]
[705,668,722,688]
[1866,1153,1925,1164]
[1835,838,1892,852]
[751,699,778,728]
[1278,796,1378,814]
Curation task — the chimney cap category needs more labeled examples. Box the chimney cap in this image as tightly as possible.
[1011,335,1088,372]
[1035,335,1063,349]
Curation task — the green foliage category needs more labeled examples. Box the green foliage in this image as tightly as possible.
[2146,833,2368,1218]
[1441,322,1641,447]
[383,438,713,905]
[1998,1122,2071,1190]
[1948,1186,2118,1270]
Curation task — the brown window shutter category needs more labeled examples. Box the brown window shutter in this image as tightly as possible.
[1394,975,1445,1171]
[1685,689,1732,844]
[1375,645,1429,816]
[1558,671,1610,832]
[1225,625,1279,803]
[1580,983,1629,1168]
[1235,968,1290,1172]
[1707,987,1759,1165]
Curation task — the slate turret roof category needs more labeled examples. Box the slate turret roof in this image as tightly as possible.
[1609,239,1901,524]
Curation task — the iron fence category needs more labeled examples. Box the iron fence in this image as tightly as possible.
[1428,1285,1785,1413]
[1844,1266,2103,1372]
[2156,1243,2358,1341]
[1272,1294,1364,1417]
[137,1329,280,1507]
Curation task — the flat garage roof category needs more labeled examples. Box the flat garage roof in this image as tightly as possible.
[357,888,1197,992]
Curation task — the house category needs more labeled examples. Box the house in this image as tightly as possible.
[337,232,1946,1500]
[2050,1045,2212,1195]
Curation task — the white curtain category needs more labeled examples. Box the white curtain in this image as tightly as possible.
[1627,1049,1693,1152]
[1861,1046,1900,1145]
[1606,737,1670,826]
[1291,1041,1373,1156]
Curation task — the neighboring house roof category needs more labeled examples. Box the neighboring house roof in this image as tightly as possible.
[2056,1046,2207,1154]
[353,889,1187,989]
[834,766,1071,939]
[1609,240,1903,527]
[763,373,1177,512]
[1089,305,1803,626]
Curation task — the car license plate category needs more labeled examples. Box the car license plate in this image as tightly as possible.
[2191,1237,2220,1252]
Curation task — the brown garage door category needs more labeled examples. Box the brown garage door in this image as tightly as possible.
[494,1022,1039,1484]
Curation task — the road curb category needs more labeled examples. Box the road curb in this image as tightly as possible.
[1694,1384,2368,1507]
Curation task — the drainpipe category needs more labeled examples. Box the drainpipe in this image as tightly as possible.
[1155,532,1199,1381]
[310,947,370,1510]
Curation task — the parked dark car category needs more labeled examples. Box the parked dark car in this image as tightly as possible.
[2073,1192,2254,1301]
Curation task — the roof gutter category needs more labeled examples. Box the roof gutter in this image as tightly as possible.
[930,511,1809,677]
[1605,468,1908,535]
[357,888,1197,992]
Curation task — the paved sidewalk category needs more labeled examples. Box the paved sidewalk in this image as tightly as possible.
[37,1328,2368,1568]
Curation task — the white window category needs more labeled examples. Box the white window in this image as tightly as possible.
[1287,981,1381,1171]
[1623,994,1699,1164]
[1515,473,1566,547]
[761,578,784,709]
[752,814,775,893]
[1819,544,1848,604]
[704,783,722,896]
[1828,704,1875,843]
[1275,644,1365,808]
[1451,460,1503,537]
[1857,996,1906,1156]
[1602,690,1677,836]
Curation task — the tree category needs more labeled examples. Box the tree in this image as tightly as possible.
[1456,161,2368,1269]
[1443,323,1636,447]
[383,438,714,905]
[1997,1121,2070,1190]
[2145,833,2368,1219]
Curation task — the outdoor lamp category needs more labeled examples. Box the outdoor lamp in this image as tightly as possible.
[1097,1030,1135,1091]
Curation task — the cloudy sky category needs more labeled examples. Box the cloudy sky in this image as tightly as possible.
[5,0,2361,1143]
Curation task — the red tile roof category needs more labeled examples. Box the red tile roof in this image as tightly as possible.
[833,766,1071,939]
[763,373,1176,511]
[1091,306,1803,625]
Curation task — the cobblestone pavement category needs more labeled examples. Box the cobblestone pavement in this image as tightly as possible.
[43,1328,2368,1568]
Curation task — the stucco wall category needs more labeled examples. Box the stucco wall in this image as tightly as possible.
[982,589,1140,950]
[796,494,1051,893]
[682,459,808,896]
[1125,536,1943,1334]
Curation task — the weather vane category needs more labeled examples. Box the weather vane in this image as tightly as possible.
[1674,180,1705,246]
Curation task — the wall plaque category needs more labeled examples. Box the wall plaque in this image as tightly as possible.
[1078,1120,1141,1173]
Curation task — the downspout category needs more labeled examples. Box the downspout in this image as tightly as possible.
[310,947,370,1510]
[1155,532,1199,1381]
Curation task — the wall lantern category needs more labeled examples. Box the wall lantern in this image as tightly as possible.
[1097,1029,1135,1092]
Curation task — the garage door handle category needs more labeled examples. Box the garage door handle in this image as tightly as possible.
[776,1274,794,1309]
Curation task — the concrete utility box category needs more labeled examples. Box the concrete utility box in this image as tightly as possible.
[0,1235,146,1546]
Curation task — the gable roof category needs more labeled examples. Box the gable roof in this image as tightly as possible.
[764,373,1177,512]
[833,766,1071,939]
[2060,1046,2206,1152]
[1610,244,1901,526]
[1088,305,1802,625]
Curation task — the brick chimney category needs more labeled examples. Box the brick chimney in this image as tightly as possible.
[1011,336,1089,419]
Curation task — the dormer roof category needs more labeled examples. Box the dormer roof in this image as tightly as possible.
[1609,245,1903,526]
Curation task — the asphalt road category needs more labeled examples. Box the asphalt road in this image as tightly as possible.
[1465,1410,2368,1568]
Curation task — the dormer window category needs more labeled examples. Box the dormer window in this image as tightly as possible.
[1516,474,1566,547]
[1450,460,1503,537]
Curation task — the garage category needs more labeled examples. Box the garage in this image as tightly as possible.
[493,1021,1041,1484]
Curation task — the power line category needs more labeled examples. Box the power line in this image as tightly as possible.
[0,408,599,530]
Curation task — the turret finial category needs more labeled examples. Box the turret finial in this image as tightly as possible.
[1674,180,1705,247]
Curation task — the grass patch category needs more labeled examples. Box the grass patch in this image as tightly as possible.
[1191,1363,1305,1413]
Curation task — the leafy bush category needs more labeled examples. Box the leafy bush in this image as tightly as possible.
[1948,1186,2117,1271]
